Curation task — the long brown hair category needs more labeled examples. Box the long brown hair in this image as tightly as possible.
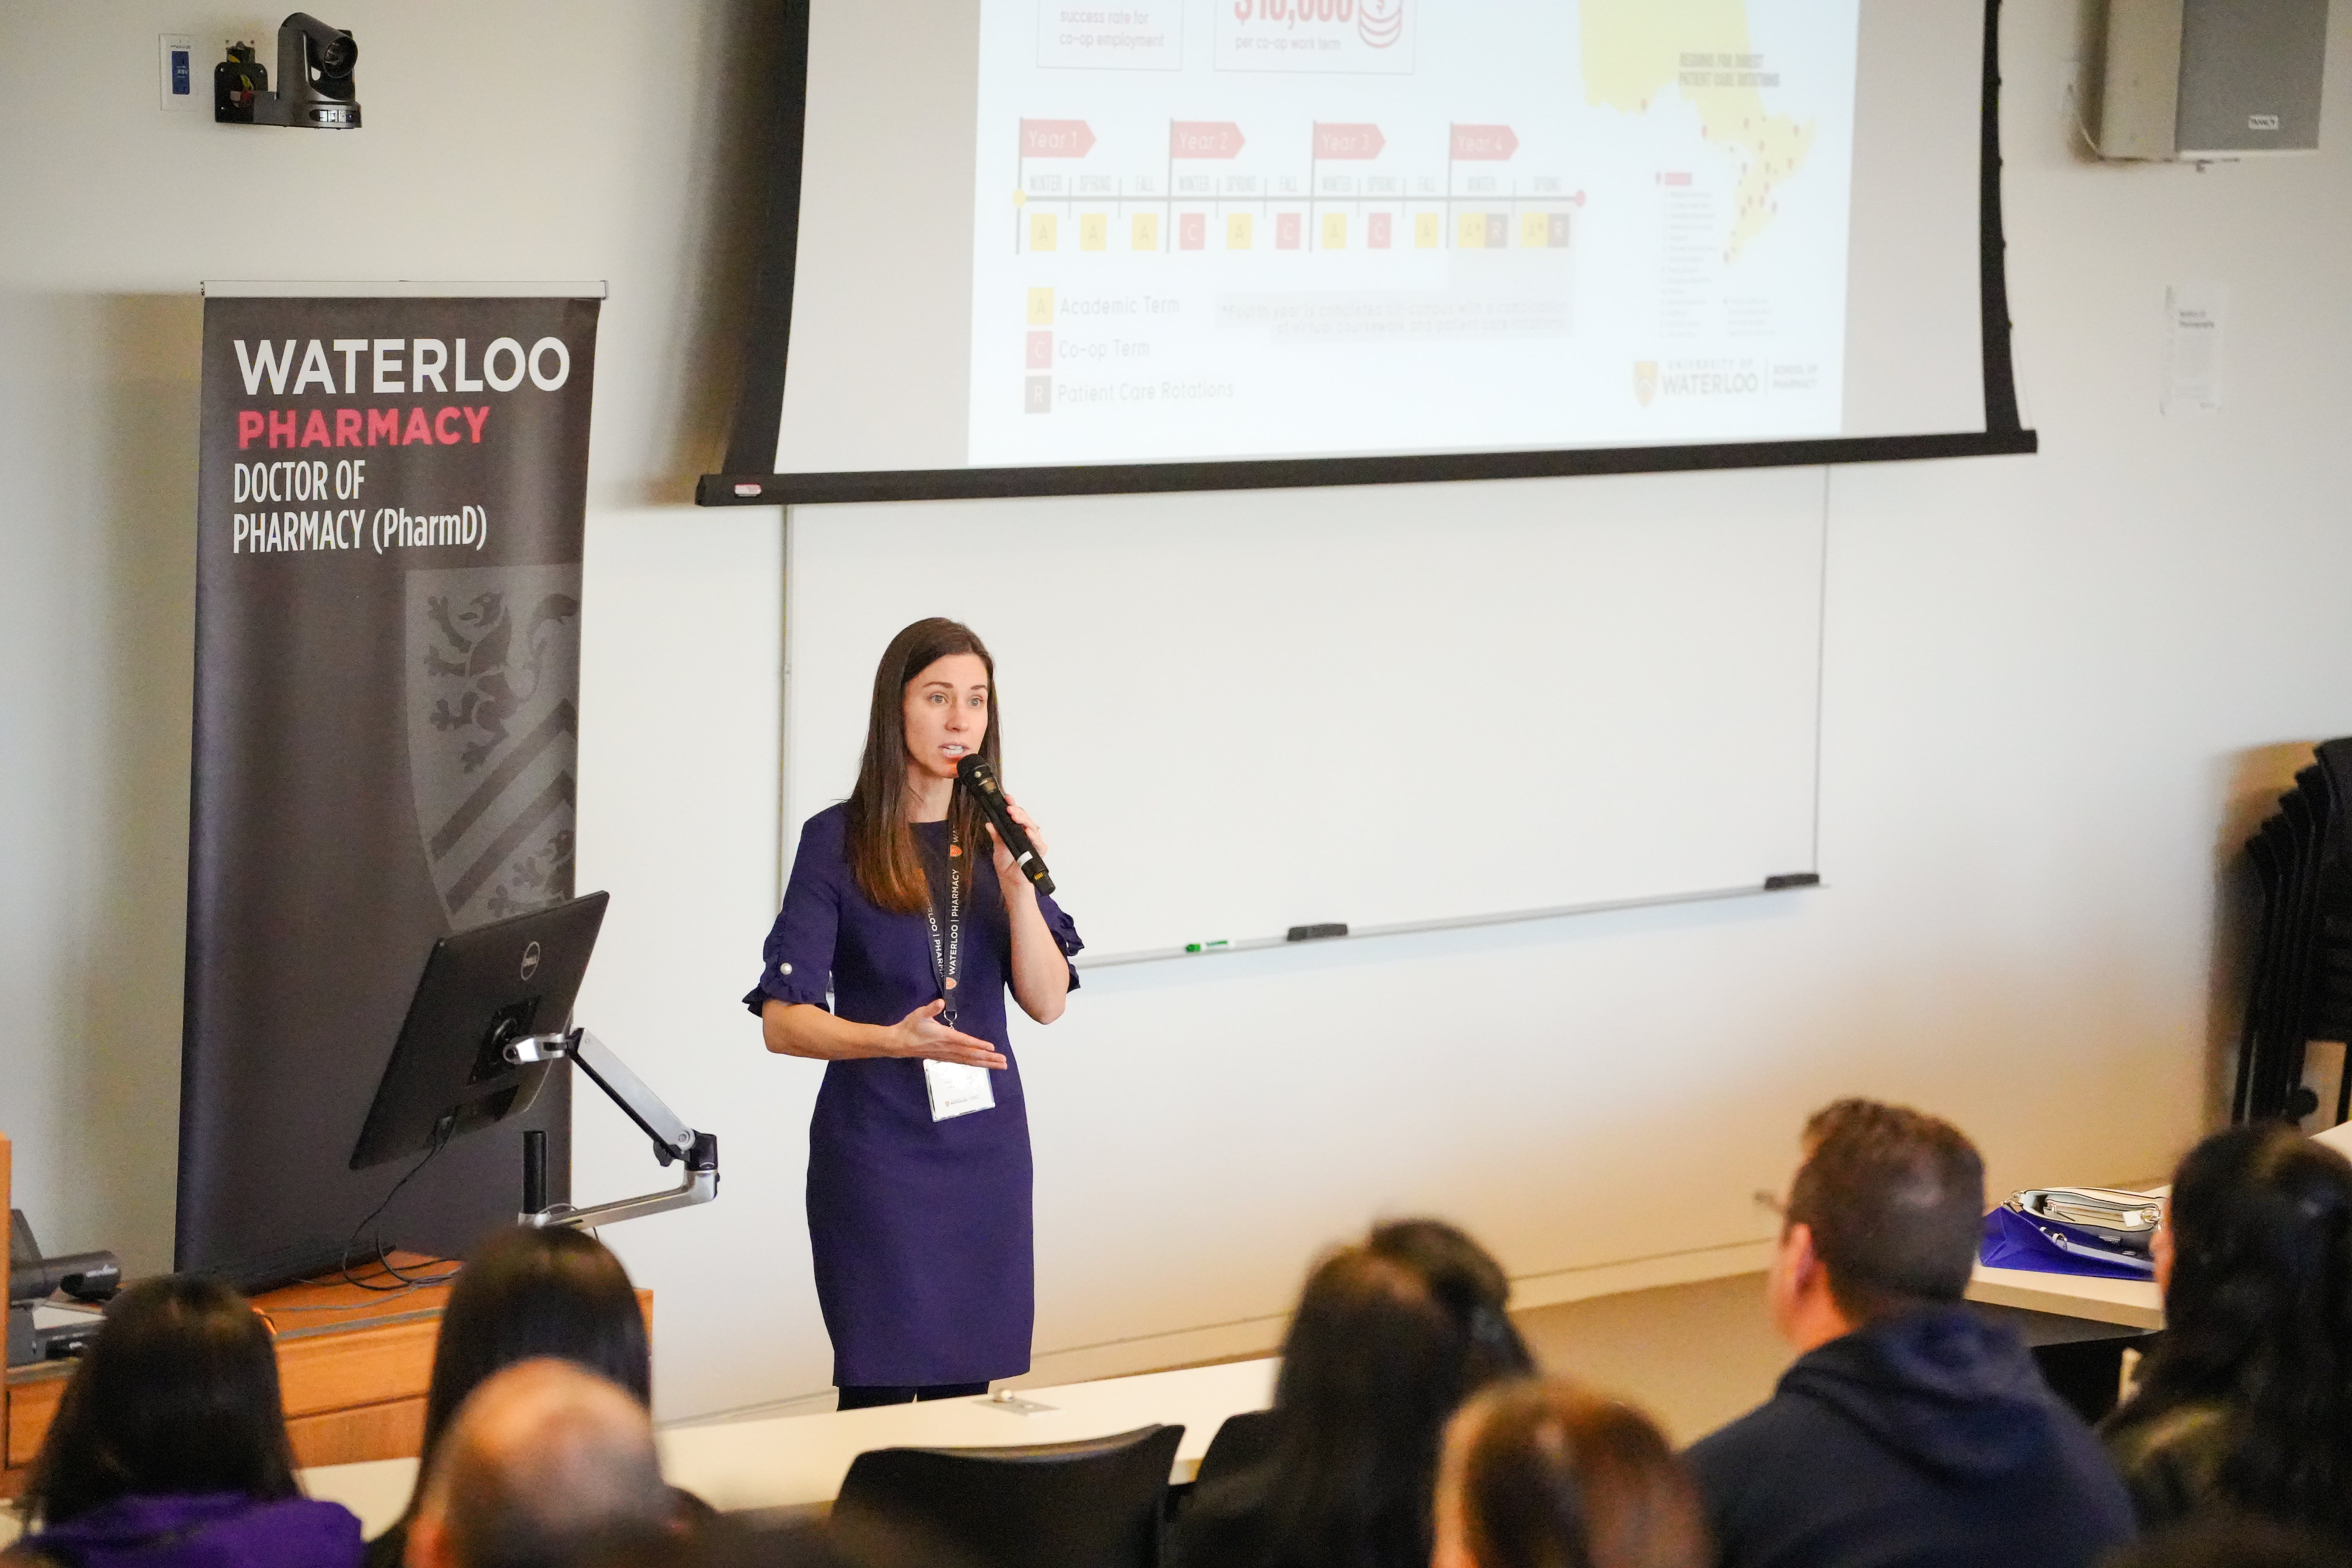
[1193,1237,1519,1568]
[1452,1380,1707,1568]
[847,618,1000,914]
[24,1275,301,1526]
[413,1227,650,1499]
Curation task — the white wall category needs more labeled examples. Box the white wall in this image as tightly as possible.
[0,0,784,1410]
[6,0,2352,1425]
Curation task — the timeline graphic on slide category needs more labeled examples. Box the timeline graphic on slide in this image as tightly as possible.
[1006,116,1578,262]
[970,0,1860,466]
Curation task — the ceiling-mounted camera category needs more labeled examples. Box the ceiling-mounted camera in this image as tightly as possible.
[214,13,360,129]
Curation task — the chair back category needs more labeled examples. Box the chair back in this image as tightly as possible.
[1189,1408,1281,1494]
[834,1422,1185,1568]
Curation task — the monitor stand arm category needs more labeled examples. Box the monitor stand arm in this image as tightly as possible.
[503,1028,719,1230]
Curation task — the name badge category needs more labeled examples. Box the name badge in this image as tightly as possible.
[924,1059,996,1121]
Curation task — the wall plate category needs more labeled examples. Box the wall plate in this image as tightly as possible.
[159,34,198,112]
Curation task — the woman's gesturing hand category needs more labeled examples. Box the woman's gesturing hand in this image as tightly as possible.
[886,998,1007,1069]
[984,794,1050,887]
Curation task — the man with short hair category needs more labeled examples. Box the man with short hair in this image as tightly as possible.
[1686,1098,2136,1568]
[405,1358,674,1568]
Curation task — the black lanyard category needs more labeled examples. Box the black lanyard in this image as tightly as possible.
[923,837,963,1027]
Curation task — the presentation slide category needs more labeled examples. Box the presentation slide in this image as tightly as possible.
[767,0,1990,485]
[969,0,1860,465]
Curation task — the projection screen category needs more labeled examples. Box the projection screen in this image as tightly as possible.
[701,0,2028,506]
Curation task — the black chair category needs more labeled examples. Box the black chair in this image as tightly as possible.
[832,1422,1185,1568]
[2235,739,2352,1125]
[1188,1409,1280,1494]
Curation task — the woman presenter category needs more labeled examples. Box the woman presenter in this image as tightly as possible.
[746,617,1081,1409]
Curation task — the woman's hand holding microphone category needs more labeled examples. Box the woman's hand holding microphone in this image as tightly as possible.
[984,793,1049,896]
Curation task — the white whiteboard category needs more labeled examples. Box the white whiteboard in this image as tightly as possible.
[783,469,1824,962]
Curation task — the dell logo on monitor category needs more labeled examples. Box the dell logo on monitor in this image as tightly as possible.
[519,941,541,980]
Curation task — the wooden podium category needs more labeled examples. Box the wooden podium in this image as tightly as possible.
[6,1250,458,1496]
[3,1137,649,1498]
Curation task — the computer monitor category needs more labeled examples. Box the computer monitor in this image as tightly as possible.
[350,893,608,1171]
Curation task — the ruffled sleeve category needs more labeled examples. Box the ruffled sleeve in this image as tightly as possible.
[1035,889,1084,992]
[742,808,845,1016]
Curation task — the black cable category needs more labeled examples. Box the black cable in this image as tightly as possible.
[376,1251,462,1289]
[271,1252,466,1312]
[340,1124,459,1292]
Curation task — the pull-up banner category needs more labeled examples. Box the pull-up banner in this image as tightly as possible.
[180,283,604,1283]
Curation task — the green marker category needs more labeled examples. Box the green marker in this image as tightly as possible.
[1184,939,1229,954]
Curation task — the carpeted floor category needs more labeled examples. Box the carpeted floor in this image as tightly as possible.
[1509,1271,1791,1446]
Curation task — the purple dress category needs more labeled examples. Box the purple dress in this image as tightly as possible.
[745,803,1082,1386]
[22,1493,362,1568]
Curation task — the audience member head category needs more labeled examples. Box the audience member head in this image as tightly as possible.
[419,1226,650,1483]
[1368,1218,1536,1387]
[1770,1098,1983,1348]
[1235,1223,1526,1568]
[406,1359,671,1568]
[2110,1121,2352,1536]
[1434,1379,1707,1568]
[22,1274,300,1527]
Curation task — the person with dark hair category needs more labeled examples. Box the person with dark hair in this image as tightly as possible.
[7,1275,360,1568]
[1434,1378,1708,1568]
[403,1360,672,1568]
[1685,1098,2135,1568]
[2101,1122,2352,1539]
[1170,1227,1527,1568]
[365,1226,679,1568]
[1367,1219,1537,1390]
[747,618,1082,1410]
[1190,1221,1537,1502]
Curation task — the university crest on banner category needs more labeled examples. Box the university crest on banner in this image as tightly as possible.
[405,564,582,926]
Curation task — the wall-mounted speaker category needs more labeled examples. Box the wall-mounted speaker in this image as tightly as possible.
[2098,0,2331,161]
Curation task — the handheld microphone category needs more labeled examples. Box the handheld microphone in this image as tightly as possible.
[956,754,1054,896]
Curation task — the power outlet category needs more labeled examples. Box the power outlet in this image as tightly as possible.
[159,33,198,112]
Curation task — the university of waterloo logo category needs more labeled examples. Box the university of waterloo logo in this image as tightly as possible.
[1359,0,1404,48]
[1633,361,1659,407]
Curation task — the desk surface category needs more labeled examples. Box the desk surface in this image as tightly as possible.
[9,1257,458,1393]
[1965,1263,2163,1330]
[1962,1122,2352,1332]
[300,1357,1281,1534]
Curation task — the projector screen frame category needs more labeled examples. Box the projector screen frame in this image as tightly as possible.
[700,0,2031,509]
